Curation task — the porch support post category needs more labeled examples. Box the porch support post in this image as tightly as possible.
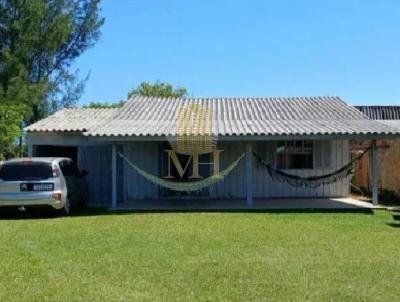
[246,142,253,207]
[371,140,378,205]
[112,143,117,209]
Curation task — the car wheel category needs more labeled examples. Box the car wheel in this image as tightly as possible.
[58,198,71,216]
[82,191,89,208]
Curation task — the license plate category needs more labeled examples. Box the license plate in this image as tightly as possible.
[20,183,54,192]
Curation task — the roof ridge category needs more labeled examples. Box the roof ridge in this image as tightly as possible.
[63,107,120,110]
[356,105,400,108]
[129,95,343,101]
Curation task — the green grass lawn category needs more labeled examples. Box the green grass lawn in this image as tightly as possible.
[0,210,399,302]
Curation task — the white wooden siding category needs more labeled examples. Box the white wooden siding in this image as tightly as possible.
[123,142,159,200]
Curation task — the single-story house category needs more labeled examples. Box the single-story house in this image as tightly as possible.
[352,106,400,197]
[25,96,400,208]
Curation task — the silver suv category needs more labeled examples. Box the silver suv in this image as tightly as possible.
[0,158,88,215]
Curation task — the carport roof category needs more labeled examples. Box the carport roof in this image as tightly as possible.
[25,108,119,133]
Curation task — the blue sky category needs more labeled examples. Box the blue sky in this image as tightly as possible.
[75,0,400,106]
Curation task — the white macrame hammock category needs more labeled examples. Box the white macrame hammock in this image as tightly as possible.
[118,152,245,192]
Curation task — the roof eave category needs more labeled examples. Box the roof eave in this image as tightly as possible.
[85,132,400,142]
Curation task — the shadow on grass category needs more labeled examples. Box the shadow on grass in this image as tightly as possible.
[71,207,374,217]
[387,223,400,228]
[0,207,374,220]
[392,214,400,220]
[0,208,43,220]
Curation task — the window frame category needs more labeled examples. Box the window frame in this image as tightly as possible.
[275,140,314,170]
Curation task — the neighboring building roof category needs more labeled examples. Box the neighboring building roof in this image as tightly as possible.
[355,106,400,132]
[25,108,119,132]
[355,106,400,120]
[26,96,400,138]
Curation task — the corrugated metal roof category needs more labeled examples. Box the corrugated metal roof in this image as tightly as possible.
[25,108,119,132]
[26,96,400,137]
[377,120,400,131]
[85,96,400,137]
[355,106,400,120]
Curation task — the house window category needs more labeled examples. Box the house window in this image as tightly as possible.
[276,141,313,169]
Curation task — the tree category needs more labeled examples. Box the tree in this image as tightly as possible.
[83,100,125,108]
[0,0,104,122]
[0,104,25,160]
[128,81,188,99]
[84,81,188,108]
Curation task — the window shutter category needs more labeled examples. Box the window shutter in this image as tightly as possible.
[314,141,322,168]
[267,141,276,167]
[322,140,331,168]
[314,140,331,169]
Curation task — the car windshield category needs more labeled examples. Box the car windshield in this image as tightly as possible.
[0,162,53,181]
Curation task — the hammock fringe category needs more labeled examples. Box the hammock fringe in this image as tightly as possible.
[253,148,371,189]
